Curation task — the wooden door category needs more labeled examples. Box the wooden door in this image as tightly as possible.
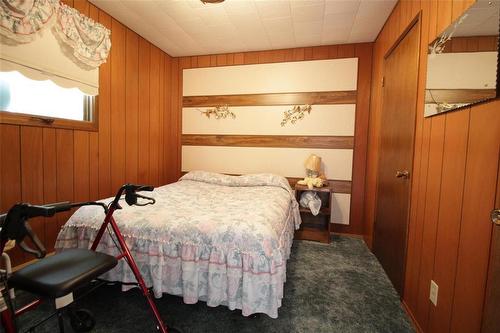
[373,19,420,295]
[482,152,500,333]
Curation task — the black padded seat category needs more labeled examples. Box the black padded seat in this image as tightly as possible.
[8,249,117,298]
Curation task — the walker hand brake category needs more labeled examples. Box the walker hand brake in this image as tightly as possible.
[123,184,155,207]
[132,193,156,206]
[1,204,54,258]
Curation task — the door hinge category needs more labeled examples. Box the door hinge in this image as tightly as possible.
[492,209,500,225]
[382,76,385,87]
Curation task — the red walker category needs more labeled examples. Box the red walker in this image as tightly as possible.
[0,184,181,333]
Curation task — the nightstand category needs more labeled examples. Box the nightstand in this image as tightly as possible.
[294,183,331,244]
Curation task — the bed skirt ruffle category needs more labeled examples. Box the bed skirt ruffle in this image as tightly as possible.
[55,209,296,318]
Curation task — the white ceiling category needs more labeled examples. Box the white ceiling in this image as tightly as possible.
[90,0,397,57]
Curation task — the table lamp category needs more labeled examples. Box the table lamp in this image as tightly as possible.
[304,154,321,178]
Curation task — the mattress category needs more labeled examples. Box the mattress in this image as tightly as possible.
[55,171,301,318]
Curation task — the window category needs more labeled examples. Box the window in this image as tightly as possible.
[0,71,97,131]
[0,0,110,131]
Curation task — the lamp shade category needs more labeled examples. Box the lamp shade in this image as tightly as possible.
[304,154,321,172]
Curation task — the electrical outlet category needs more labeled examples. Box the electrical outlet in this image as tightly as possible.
[429,280,439,306]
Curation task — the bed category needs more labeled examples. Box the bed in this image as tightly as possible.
[55,171,301,318]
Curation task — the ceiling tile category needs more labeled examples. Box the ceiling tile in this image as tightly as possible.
[90,0,397,57]
[255,0,291,19]
[175,18,206,35]
[291,3,325,22]
[223,1,258,16]
[194,7,231,26]
[294,20,324,36]
[262,17,294,33]
[322,38,349,45]
[185,0,207,10]
[290,0,325,9]
[234,21,267,35]
[295,33,322,46]
[156,1,194,20]
[227,12,262,27]
[323,12,356,29]
[356,0,395,19]
[324,0,360,14]
[236,29,270,44]
[322,26,352,41]
[268,31,295,45]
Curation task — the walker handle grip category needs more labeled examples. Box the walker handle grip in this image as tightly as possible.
[45,201,72,213]
[123,184,154,192]
[25,205,56,218]
[139,185,154,192]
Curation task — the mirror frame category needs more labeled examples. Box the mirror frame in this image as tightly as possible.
[424,1,500,117]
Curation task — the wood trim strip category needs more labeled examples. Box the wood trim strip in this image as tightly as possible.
[349,43,373,235]
[328,180,352,194]
[0,111,99,132]
[180,172,352,194]
[181,134,354,149]
[425,89,496,104]
[183,91,357,107]
[401,300,424,333]
[384,12,421,59]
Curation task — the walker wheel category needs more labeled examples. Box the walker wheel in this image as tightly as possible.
[69,309,96,332]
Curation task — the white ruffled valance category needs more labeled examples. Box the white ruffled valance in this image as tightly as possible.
[54,2,111,68]
[0,0,110,95]
[0,0,111,68]
[0,0,57,43]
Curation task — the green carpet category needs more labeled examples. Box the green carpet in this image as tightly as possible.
[15,236,414,332]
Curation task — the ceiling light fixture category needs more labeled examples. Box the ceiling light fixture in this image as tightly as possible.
[200,0,225,4]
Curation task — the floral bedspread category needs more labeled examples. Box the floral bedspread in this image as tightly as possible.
[55,171,301,318]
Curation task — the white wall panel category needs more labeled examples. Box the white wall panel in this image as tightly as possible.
[330,193,351,225]
[183,58,358,96]
[182,146,353,180]
[182,104,356,136]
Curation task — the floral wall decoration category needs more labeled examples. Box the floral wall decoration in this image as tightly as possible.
[428,14,468,55]
[0,0,111,68]
[199,105,236,120]
[280,104,312,126]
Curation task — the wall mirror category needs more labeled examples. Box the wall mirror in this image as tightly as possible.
[424,0,499,117]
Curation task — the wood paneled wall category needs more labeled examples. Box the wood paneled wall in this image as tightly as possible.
[364,0,499,332]
[0,0,180,266]
[177,43,373,235]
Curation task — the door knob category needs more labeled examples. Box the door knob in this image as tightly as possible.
[492,209,500,226]
[396,170,410,179]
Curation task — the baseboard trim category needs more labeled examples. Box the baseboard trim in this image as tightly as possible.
[331,231,363,239]
[401,299,424,333]
[363,234,373,250]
